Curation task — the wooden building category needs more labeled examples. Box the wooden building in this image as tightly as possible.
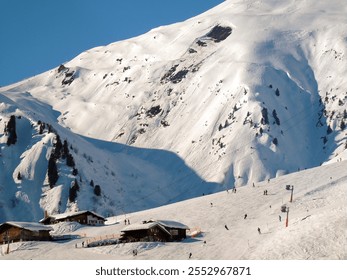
[0,221,52,243]
[120,220,189,242]
[39,210,106,226]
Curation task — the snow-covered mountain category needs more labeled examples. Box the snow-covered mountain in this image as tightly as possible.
[1,0,347,223]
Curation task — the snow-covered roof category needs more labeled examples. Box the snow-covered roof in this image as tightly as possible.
[40,210,106,222]
[121,222,159,232]
[121,220,189,232]
[1,221,52,232]
[156,220,189,230]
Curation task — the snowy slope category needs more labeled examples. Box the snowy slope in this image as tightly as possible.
[1,0,347,222]
[0,104,221,222]
[1,160,346,260]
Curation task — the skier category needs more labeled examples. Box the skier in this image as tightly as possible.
[257,227,261,234]
[279,215,282,222]
[189,252,192,259]
[225,225,229,230]
[244,214,247,219]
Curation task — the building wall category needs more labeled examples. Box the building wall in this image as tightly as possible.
[56,213,104,225]
[0,227,51,243]
[87,215,104,226]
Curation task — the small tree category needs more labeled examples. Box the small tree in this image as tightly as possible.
[72,168,78,176]
[47,155,59,188]
[6,115,17,146]
[272,109,280,125]
[69,179,79,202]
[53,135,63,159]
[261,108,269,125]
[90,180,94,187]
[94,185,101,196]
[340,119,346,130]
[62,140,69,158]
[66,153,75,167]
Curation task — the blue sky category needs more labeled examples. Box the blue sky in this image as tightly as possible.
[0,0,223,86]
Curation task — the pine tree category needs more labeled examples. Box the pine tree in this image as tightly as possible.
[66,153,75,167]
[62,140,69,158]
[54,135,63,159]
[68,179,79,202]
[47,155,59,188]
[272,109,280,125]
[6,115,17,146]
[261,108,269,125]
[94,185,101,196]
[340,119,346,130]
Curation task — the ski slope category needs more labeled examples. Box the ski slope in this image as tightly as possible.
[1,160,345,260]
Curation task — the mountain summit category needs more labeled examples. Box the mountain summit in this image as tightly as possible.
[1,0,346,222]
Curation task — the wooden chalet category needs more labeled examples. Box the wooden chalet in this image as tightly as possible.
[120,220,189,242]
[0,221,52,243]
[39,210,106,226]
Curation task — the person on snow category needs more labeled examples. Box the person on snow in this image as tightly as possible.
[244,214,247,219]
[257,227,261,234]
[279,215,282,222]
[225,225,229,230]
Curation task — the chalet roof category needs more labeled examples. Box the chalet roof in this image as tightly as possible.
[121,220,189,233]
[39,210,106,223]
[0,221,52,232]
[121,222,171,236]
[155,220,189,230]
